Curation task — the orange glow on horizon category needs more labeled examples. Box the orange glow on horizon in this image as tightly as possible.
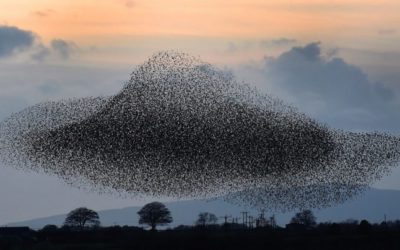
[0,0,398,44]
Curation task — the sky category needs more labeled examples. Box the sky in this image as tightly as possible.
[0,0,400,225]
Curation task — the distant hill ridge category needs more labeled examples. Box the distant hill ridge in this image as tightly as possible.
[5,188,400,229]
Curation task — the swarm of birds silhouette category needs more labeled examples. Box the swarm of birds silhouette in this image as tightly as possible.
[1,51,399,211]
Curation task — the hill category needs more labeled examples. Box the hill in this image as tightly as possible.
[5,188,400,229]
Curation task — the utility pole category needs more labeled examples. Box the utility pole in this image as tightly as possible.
[258,209,265,228]
[220,215,231,224]
[270,214,276,228]
[248,216,254,229]
[241,211,248,228]
[261,209,265,219]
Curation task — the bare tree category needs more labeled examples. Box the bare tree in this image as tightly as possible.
[64,207,100,229]
[137,202,172,230]
[196,212,218,227]
[290,210,316,228]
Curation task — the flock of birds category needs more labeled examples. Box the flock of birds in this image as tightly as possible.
[1,51,399,211]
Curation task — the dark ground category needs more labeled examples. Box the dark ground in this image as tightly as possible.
[2,222,400,250]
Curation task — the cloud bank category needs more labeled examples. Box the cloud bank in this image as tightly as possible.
[0,26,35,57]
[0,25,78,62]
[239,42,400,132]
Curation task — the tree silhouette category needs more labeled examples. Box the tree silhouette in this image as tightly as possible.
[137,202,172,230]
[64,207,100,230]
[290,210,316,228]
[359,219,372,234]
[40,224,58,232]
[195,212,218,226]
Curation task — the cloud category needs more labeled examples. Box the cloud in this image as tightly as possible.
[261,43,394,107]
[33,11,47,17]
[51,39,78,60]
[32,9,55,18]
[0,25,79,62]
[31,39,79,62]
[236,42,400,132]
[31,44,51,62]
[0,26,35,57]
[378,29,396,35]
[116,0,135,8]
[125,0,135,8]
[225,38,297,54]
[260,38,297,47]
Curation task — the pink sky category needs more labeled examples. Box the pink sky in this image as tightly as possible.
[1,0,398,50]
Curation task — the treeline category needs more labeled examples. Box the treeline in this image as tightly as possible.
[2,201,400,249]
[55,202,394,232]
[3,221,400,250]
[37,217,400,233]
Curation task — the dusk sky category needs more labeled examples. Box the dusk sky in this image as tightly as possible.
[1,0,400,225]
